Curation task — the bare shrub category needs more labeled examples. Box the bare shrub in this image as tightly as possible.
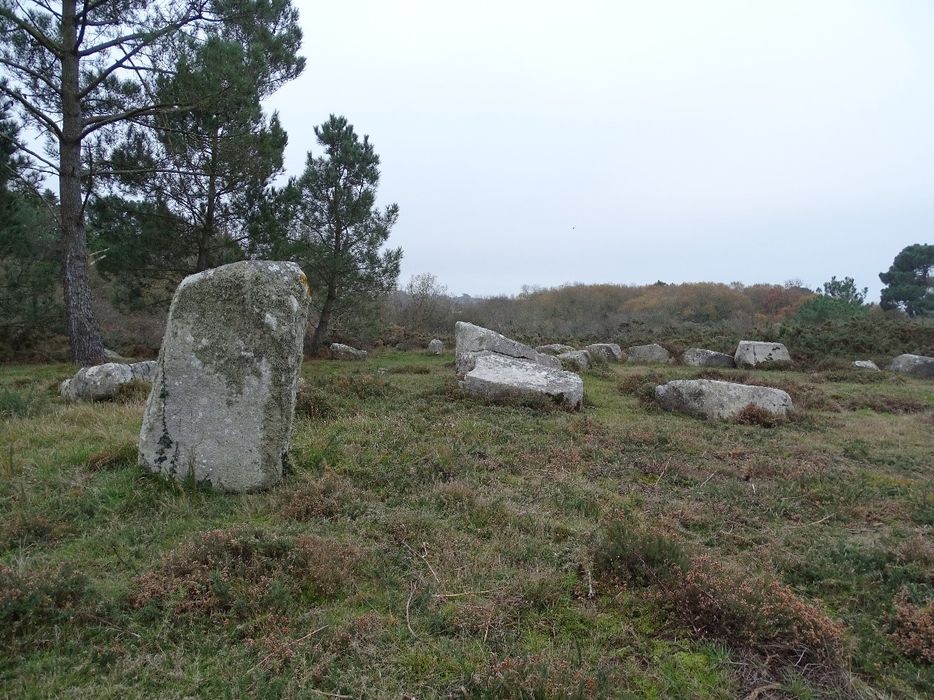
[281,471,366,521]
[891,589,934,663]
[734,404,787,428]
[131,527,362,618]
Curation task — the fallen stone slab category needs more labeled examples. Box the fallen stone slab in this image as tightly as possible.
[138,260,311,492]
[427,339,444,355]
[461,353,583,410]
[536,343,577,355]
[888,353,934,378]
[584,343,624,363]
[557,350,591,372]
[60,362,134,401]
[852,360,880,371]
[627,343,672,364]
[130,360,157,382]
[654,379,793,420]
[734,341,792,369]
[330,343,367,361]
[682,348,735,368]
[455,321,560,376]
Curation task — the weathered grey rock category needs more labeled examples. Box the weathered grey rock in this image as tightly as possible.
[130,360,157,382]
[557,350,591,372]
[103,348,125,361]
[138,261,311,492]
[682,348,735,368]
[454,321,560,377]
[427,339,444,355]
[852,360,880,371]
[654,379,793,420]
[627,343,672,364]
[584,343,624,363]
[888,353,934,378]
[60,362,133,401]
[734,341,792,369]
[330,343,367,361]
[536,343,577,356]
[461,353,584,410]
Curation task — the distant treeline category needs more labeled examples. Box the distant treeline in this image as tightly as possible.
[382,277,934,366]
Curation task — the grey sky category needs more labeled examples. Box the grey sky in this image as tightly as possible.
[266,0,934,300]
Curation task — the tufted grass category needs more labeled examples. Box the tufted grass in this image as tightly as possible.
[0,351,932,698]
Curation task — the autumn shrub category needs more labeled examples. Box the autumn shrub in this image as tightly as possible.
[734,404,787,428]
[666,556,845,666]
[593,525,845,668]
[281,471,367,521]
[891,589,934,663]
[131,527,361,618]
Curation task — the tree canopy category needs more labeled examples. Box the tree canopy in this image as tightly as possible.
[284,115,402,351]
[879,244,934,317]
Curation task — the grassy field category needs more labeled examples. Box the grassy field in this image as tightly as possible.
[1,352,932,698]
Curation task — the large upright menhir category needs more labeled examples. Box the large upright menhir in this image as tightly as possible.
[139,261,311,492]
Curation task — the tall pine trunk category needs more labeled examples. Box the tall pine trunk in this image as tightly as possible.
[60,0,104,366]
[309,283,335,353]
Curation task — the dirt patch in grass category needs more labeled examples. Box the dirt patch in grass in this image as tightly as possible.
[132,527,363,619]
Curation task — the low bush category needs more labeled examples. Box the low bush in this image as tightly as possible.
[734,404,788,428]
[280,471,367,521]
[594,521,689,586]
[0,564,90,641]
[131,527,361,618]
[891,589,934,663]
[594,524,845,669]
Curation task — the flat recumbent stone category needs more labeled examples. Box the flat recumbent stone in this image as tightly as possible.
[138,261,311,492]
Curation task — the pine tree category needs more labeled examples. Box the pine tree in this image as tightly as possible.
[289,116,402,352]
[0,0,302,364]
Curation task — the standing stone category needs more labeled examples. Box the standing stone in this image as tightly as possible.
[138,261,311,492]
[654,379,793,420]
[536,343,577,356]
[454,321,560,377]
[584,343,624,363]
[461,353,584,410]
[888,353,934,378]
[427,339,444,355]
[330,343,368,361]
[557,350,592,372]
[852,360,880,371]
[682,348,735,368]
[734,341,792,369]
[627,343,672,364]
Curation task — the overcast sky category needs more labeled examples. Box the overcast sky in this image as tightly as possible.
[266,0,934,300]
